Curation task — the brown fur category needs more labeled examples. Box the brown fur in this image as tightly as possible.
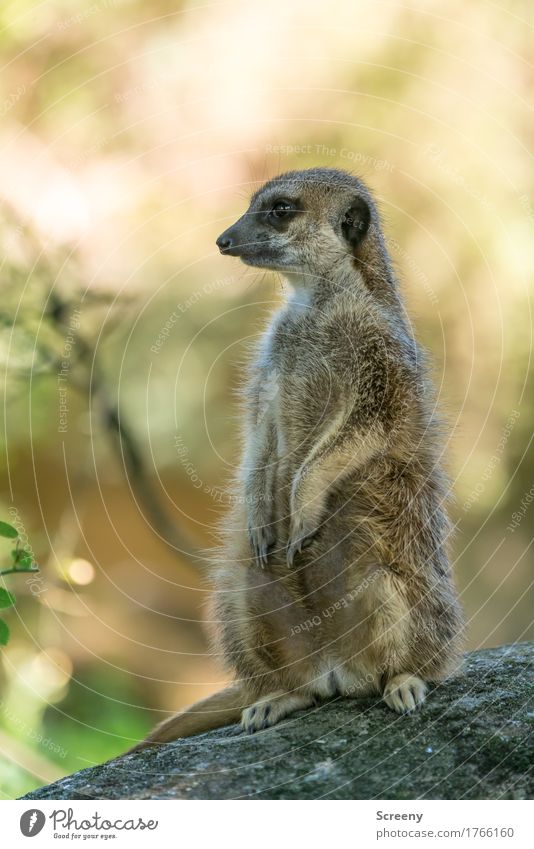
[135,167,464,748]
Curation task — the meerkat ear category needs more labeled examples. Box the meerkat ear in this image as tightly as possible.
[341,197,371,251]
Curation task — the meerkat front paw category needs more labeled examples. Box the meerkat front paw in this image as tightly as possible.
[241,692,314,733]
[383,674,427,714]
[248,523,276,567]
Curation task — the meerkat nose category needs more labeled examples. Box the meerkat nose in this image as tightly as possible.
[216,232,235,253]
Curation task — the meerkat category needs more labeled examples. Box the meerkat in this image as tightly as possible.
[132,167,464,751]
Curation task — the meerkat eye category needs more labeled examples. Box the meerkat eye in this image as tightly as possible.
[270,200,294,219]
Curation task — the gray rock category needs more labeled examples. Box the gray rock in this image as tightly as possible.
[22,642,533,800]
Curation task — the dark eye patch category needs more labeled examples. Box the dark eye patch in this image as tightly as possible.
[271,200,294,217]
[265,197,302,229]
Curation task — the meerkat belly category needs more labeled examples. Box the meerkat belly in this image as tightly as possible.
[245,553,380,699]
[301,551,382,697]
[272,376,345,523]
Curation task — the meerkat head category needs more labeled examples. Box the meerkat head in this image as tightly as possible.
[216,167,378,279]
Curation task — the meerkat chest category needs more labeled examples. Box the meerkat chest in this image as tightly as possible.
[254,304,344,461]
[269,311,333,390]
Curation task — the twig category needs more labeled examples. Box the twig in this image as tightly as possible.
[0,567,39,577]
[6,293,207,571]
[57,306,206,569]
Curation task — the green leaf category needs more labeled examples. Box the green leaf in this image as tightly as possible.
[0,588,15,608]
[11,549,34,569]
[0,618,9,645]
[0,521,18,539]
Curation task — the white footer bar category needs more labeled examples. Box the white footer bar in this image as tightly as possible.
[2,799,532,848]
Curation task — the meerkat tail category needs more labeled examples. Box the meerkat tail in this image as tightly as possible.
[127,684,246,753]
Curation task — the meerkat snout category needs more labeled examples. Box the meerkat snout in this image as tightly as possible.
[215,226,242,256]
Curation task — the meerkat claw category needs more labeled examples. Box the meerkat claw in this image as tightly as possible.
[241,693,314,733]
[249,525,276,567]
[383,674,427,714]
[286,539,300,567]
[286,532,316,567]
[287,508,320,566]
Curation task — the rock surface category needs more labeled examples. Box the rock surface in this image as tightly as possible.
[23,642,533,800]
